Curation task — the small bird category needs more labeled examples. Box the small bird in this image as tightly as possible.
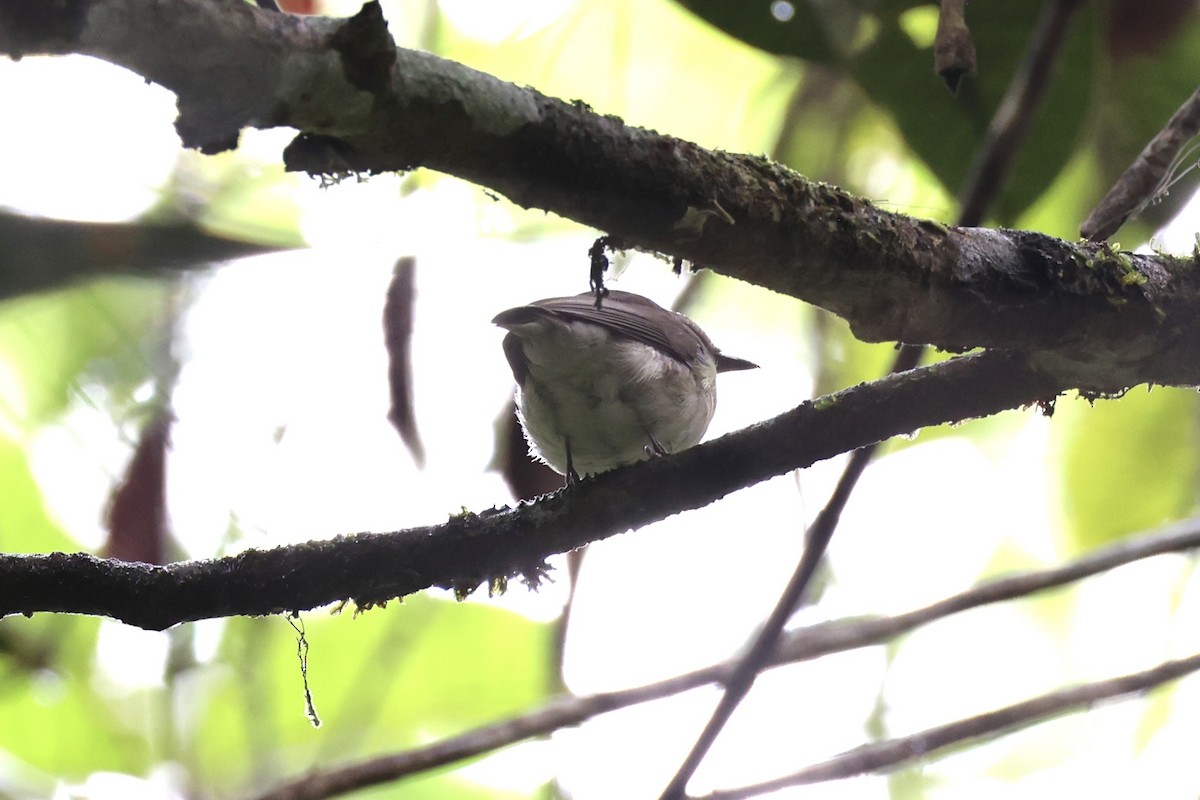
[493,290,757,483]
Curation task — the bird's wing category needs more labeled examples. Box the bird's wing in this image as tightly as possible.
[494,291,757,372]
[527,291,706,364]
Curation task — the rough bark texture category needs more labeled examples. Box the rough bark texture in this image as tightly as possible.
[0,351,1064,629]
[1,0,1197,627]
[3,0,1199,387]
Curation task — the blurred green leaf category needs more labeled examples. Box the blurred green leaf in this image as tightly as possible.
[675,1,1096,223]
[678,1,1200,241]
[1016,144,1108,241]
[809,310,899,397]
[770,68,861,183]
[1132,681,1175,754]
[850,1,1095,223]
[349,773,535,800]
[979,714,1084,779]
[0,617,147,779]
[189,594,554,796]
[810,316,1022,453]
[675,0,839,64]
[1055,388,1200,553]
[1088,5,1200,244]
[0,279,172,428]
[193,167,308,249]
[0,435,75,554]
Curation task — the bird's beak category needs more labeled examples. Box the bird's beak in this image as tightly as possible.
[716,353,758,372]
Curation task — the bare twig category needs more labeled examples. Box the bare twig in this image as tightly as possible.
[252,516,1200,800]
[660,1,1089,793]
[655,347,923,800]
[777,514,1200,661]
[698,651,1200,799]
[958,0,1086,224]
[5,2,1200,375]
[1081,86,1200,241]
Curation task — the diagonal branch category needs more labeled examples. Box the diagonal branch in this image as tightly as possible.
[956,0,1084,223]
[1081,86,1200,241]
[0,211,284,299]
[699,651,1200,799]
[0,350,1064,630]
[252,516,1200,800]
[4,1,1200,383]
[664,1,1089,792]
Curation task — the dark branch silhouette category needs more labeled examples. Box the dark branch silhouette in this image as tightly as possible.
[1,350,1065,630]
[663,0,1091,792]
[1,5,1197,794]
[700,651,1200,798]
[3,1,1200,386]
[956,0,1084,224]
[1081,86,1200,241]
[252,516,1200,800]
[0,211,282,299]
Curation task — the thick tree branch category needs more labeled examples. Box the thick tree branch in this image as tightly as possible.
[4,1,1200,385]
[254,516,1200,800]
[0,350,1064,630]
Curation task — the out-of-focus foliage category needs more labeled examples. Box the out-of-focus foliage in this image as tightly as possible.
[1055,387,1200,552]
[0,618,137,779]
[0,280,171,428]
[2,0,1200,798]
[189,596,553,797]
[680,0,1093,222]
[678,0,1200,237]
[0,436,76,555]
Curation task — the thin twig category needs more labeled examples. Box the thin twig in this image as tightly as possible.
[655,347,922,800]
[778,514,1200,660]
[251,516,1200,800]
[659,1,1088,793]
[958,0,1085,225]
[1081,86,1200,241]
[16,0,1196,365]
[698,651,1200,799]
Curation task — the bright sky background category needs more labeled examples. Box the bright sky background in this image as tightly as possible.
[4,3,1200,796]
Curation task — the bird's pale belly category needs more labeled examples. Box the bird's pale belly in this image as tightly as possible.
[515,339,717,477]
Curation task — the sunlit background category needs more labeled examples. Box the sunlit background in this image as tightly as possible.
[4,0,1200,798]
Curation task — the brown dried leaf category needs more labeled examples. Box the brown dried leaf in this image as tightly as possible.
[383,256,426,467]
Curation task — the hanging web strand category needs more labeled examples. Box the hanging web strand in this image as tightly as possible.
[1128,137,1200,223]
[288,613,322,729]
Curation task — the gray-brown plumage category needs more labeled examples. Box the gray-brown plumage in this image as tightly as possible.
[494,291,756,481]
